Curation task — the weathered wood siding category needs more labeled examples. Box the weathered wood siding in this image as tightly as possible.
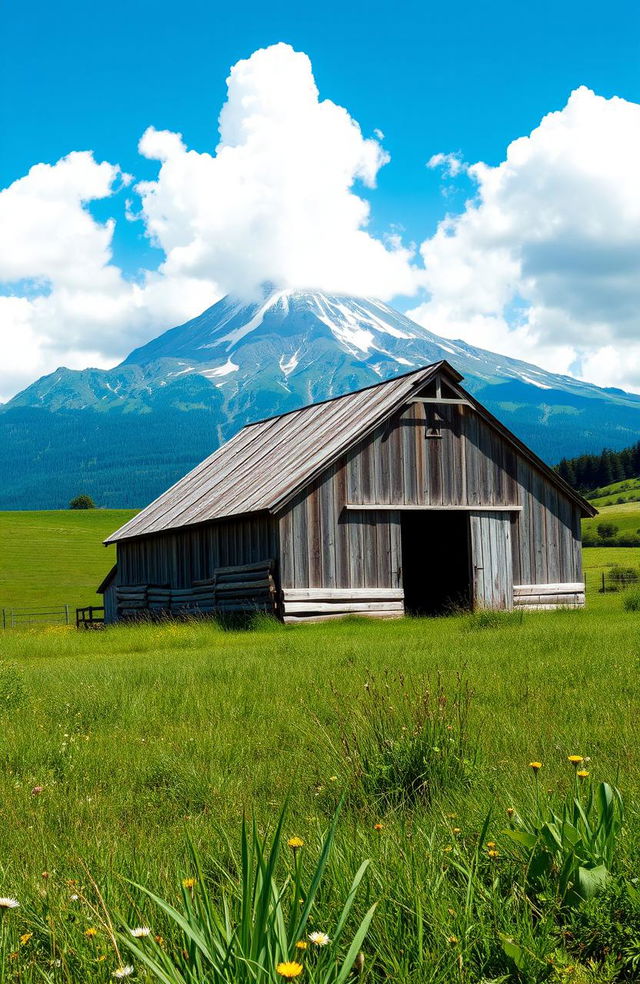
[278,400,582,595]
[116,515,279,589]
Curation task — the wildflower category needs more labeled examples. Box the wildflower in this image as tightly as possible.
[448,935,459,944]
[577,769,589,779]
[41,871,50,880]
[529,761,542,772]
[31,785,44,796]
[329,776,338,782]
[295,940,308,950]
[182,877,196,890]
[373,823,384,831]
[308,931,331,946]
[488,849,499,858]
[113,967,134,979]
[287,837,304,850]
[85,927,98,938]
[70,894,80,901]
[0,898,19,909]
[568,755,584,767]
[486,841,496,848]
[154,935,164,946]
[506,807,515,818]
[276,961,303,979]
[20,932,33,945]
[130,926,151,938]
[452,827,461,835]
[443,845,453,853]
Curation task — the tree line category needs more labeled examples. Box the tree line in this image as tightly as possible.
[555,441,640,492]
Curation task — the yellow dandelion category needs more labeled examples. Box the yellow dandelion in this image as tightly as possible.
[486,841,496,848]
[577,769,589,779]
[182,877,197,890]
[295,940,308,950]
[287,837,304,850]
[373,822,384,831]
[85,927,98,938]
[529,761,542,772]
[19,932,33,945]
[448,935,458,944]
[452,827,461,834]
[488,849,499,858]
[568,755,584,767]
[276,961,304,979]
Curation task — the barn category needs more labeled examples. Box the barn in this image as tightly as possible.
[102,361,596,623]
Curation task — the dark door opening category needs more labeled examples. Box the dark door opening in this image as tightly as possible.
[400,511,472,616]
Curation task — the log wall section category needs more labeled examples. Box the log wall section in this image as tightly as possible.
[278,401,582,596]
[116,515,278,589]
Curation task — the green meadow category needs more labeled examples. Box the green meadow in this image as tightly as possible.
[0,510,135,612]
[1,512,640,982]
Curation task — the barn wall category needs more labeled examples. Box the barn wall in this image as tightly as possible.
[116,514,279,588]
[278,400,583,601]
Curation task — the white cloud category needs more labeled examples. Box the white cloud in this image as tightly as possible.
[136,42,418,300]
[410,87,640,391]
[2,58,640,404]
[0,42,419,401]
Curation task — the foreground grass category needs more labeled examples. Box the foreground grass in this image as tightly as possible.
[0,605,639,980]
[0,510,136,612]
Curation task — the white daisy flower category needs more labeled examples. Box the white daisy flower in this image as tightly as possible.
[112,967,134,979]
[130,926,151,938]
[308,931,331,946]
[70,894,79,901]
[0,898,19,909]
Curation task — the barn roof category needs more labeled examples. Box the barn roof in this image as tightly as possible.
[106,361,595,543]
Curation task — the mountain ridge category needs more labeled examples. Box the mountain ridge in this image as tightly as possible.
[2,287,640,509]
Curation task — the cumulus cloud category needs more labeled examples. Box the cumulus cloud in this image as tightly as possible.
[410,87,640,391]
[2,55,640,403]
[136,43,417,299]
[0,42,418,401]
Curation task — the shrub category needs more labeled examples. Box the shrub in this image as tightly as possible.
[502,779,624,909]
[598,523,620,540]
[331,674,475,809]
[69,493,96,509]
[623,591,640,612]
[566,881,640,980]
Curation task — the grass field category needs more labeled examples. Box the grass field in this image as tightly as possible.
[1,604,640,982]
[1,512,640,981]
[0,510,136,612]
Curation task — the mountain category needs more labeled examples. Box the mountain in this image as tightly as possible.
[2,286,640,509]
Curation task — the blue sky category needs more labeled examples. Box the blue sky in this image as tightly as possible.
[3,0,638,270]
[1,0,640,399]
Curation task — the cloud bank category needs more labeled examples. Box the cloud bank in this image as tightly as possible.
[1,45,640,402]
[411,86,640,392]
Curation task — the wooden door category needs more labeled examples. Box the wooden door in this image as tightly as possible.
[469,512,513,610]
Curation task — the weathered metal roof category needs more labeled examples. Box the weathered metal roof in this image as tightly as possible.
[106,360,594,544]
[106,363,447,542]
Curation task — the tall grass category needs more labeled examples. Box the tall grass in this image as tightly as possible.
[0,606,639,980]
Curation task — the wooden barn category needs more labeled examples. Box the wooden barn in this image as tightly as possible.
[102,361,596,623]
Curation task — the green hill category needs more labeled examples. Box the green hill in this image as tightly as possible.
[0,509,136,613]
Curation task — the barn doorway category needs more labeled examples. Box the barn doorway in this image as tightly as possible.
[400,511,472,615]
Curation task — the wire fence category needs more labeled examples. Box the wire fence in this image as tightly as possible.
[1,605,71,629]
[599,567,640,593]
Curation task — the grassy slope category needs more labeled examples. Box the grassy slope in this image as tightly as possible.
[0,509,136,611]
[587,475,640,507]
[582,499,640,538]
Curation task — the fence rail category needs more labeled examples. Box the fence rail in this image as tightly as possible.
[2,605,71,629]
[76,606,105,629]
